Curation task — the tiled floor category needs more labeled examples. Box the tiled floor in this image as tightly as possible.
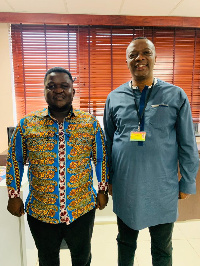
[38,220,200,266]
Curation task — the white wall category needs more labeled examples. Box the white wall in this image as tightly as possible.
[0,168,38,266]
[0,23,14,154]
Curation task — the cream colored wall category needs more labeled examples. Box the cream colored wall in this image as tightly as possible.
[0,23,14,154]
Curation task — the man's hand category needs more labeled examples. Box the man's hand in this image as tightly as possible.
[108,184,112,196]
[178,192,191,200]
[96,192,108,210]
[7,198,25,217]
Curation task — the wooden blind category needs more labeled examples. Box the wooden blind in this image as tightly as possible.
[11,24,200,122]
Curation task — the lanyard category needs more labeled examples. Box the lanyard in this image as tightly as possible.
[134,84,154,131]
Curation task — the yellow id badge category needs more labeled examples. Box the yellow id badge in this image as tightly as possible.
[130,131,146,141]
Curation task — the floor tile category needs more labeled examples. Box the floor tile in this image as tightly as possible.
[188,239,200,257]
[60,223,118,266]
[172,222,186,240]
[173,239,200,266]
[91,223,118,265]
[92,223,118,244]
[137,228,151,241]
[34,220,200,266]
[176,220,200,239]
[135,240,152,266]
[91,241,118,266]
[60,249,71,265]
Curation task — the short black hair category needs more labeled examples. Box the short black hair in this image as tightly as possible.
[44,67,73,83]
[132,37,148,41]
[128,37,155,51]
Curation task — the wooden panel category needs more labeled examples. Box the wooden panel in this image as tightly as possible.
[178,138,200,221]
[0,150,7,166]
[178,160,200,221]
[1,13,200,28]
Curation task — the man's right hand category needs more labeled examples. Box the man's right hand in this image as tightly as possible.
[7,198,25,217]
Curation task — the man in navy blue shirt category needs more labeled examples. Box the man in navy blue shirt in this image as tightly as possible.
[104,37,199,266]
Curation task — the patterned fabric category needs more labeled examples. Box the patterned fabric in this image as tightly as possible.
[6,107,108,224]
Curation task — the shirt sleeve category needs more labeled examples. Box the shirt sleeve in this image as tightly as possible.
[176,91,199,194]
[92,119,109,191]
[103,95,116,184]
[6,121,27,198]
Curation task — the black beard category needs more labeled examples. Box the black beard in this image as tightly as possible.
[48,103,72,113]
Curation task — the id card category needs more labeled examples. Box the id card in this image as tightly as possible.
[130,131,146,141]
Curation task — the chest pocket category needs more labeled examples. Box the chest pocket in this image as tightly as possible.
[149,105,169,129]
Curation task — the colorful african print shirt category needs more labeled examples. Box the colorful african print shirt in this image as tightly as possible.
[6,108,109,224]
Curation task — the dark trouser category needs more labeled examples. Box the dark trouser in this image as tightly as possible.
[117,216,174,266]
[27,208,96,266]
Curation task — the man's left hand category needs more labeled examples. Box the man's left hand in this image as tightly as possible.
[96,192,108,210]
[179,192,191,200]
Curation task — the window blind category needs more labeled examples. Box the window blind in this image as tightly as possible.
[11,24,200,122]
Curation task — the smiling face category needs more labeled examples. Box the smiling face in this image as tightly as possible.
[126,38,156,84]
[44,72,75,112]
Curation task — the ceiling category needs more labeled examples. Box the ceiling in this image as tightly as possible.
[0,0,200,17]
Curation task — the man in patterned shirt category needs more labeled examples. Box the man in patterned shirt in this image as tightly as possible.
[6,67,109,266]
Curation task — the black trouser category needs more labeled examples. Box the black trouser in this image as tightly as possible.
[27,208,96,266]
[117,216,174,266]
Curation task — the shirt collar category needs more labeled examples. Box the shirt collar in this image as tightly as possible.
[35,106,76,119]
[129,78,157,90]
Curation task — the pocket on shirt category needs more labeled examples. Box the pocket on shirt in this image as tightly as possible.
[149,105,169,129]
